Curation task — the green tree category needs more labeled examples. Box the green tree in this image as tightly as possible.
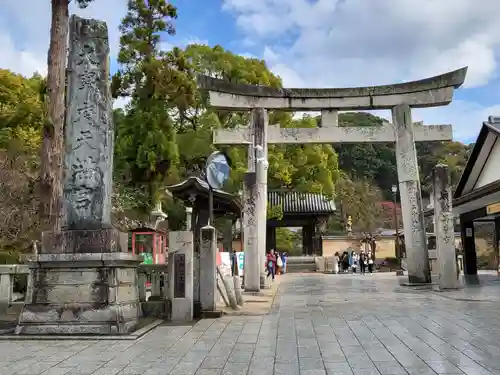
[164,45,341,221]
[333,113,397,196]
[333,112,471,200]
[112,0,194,213]
[417,141,471,194]
[275,228,301,254]
[0,70,44,131]
[272,115,340,196]
[0,70,45,259]
[332,174,383,233]
[0,69,45,261]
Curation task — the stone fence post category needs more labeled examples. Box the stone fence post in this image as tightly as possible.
[168,231,194,322]
[200,225,217,311]
[243,172,260,292]
[432,164,458,290]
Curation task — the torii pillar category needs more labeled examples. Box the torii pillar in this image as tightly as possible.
[198,67,467,285]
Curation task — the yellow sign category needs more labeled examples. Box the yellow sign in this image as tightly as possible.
[487,202,500,215]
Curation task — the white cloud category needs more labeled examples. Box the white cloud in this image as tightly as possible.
[223,0,500,140]
[160,37,208,52]
[0,33,46,77]
[0,0,126,76]
[113,96,130,110]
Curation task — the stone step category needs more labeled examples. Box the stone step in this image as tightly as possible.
[286,263,317,273]
[286,257,317,265]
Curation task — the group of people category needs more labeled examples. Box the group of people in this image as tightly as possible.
[334,250,375,274]
[265,249,287,281]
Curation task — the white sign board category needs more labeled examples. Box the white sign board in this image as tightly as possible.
[218,252,245,277]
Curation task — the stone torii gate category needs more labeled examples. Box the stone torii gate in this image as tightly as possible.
[198,67,467,287]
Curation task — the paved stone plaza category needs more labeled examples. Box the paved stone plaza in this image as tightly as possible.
[1,273,500,374]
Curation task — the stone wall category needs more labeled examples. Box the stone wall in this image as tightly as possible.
[322,235,463,260]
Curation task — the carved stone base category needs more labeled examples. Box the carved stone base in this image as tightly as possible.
[41,228,128,254]
[16,248,142,335]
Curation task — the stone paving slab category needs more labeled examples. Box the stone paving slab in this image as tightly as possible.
[217,276,282,316]
[1,273,500,374]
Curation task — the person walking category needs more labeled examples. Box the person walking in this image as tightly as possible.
[333,252,340,274]
[351,251,358,274]
[266,249,277,281]
[281,252,288,274]
[342,251,350,273]
[367,251,374,274]
[359,252,366,275]
[230,250,238,276]
[276,252,283,275]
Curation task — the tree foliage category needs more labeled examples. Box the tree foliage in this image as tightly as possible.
[0,69,43,258]
[112,40,342,228]
[331,174,383,233]
[275,228,301,254]
[330,112,471,231]
[334,112,471,200]
[112,0,194,213]
[175,45,340,196]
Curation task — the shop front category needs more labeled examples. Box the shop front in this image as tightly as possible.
[453,116,500,277]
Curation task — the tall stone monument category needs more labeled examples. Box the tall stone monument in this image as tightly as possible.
[16,15,143,335]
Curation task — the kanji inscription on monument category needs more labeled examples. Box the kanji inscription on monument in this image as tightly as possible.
[174,253,186,298]
[63,15,114,230]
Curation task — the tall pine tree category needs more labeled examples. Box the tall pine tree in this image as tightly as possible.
[112,0,194,211]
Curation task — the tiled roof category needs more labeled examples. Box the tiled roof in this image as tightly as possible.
[166,176,242,215]
[268,191,336,214]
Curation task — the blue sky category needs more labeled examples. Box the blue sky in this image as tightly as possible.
[1,0,500,144]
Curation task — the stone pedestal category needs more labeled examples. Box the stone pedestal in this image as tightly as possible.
[243,172,260,292]
[432,164,458,289]
[16,229,142,335]
[168,231,194,322]
[392,104,431,284]
[200,226,217,311]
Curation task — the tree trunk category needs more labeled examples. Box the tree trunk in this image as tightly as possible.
[40,0,68,232]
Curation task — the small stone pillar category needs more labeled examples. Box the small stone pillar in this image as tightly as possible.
[242,172,260,292]
[200,225,217,311]
[392,104,431,284]
[432,164,458,289]
[168,231,194,322]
